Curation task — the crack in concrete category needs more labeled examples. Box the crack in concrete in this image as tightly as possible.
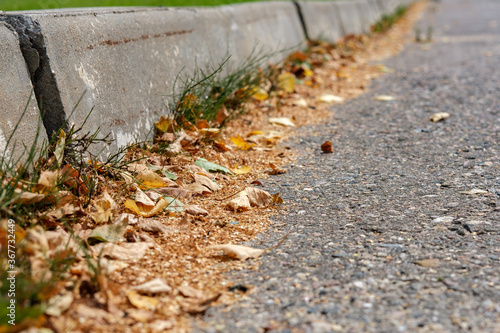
[0,14,67,140]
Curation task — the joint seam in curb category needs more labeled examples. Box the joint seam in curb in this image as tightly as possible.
[0,14,67,139]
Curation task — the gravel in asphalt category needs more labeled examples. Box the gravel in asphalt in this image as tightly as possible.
[195,1,500,331]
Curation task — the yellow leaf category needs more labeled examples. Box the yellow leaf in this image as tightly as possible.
[303,68,314,77]
[278,72,295,93]
[125,197,169,218]
[154,116,173,134]
[246,130,263,137]
[230,135,255,150]
[233,166,251,175]
[252,87,269,101]
[136,169,172,189]
[127,290,159,310]
[90,191,116,224]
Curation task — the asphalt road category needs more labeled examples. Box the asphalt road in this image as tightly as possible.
[195,1,500,332]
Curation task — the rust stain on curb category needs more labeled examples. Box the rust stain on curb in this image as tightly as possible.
[86,29,194,49]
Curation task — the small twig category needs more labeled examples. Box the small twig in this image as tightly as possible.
[215,188,245,201]
[265,232,290,251]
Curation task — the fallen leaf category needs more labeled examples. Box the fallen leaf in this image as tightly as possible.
[430,112,450,122]
[164,196,184,212]
[208,244,265,260]
[252,87,269,101]
[199,128,220,138]
[414,258,440,268]
[90,191,116,224]
[127,309,154,323]
[278,72,296,93]
[251,180,263,186]
[194,174,219,192]
[178,285,204,299]
[91,242,152,260]
[60,164,88,194]
[45,292,73,317]
[230,135,255,150]
[233,166,251,175]
[432,216,454,223]
[150,320,174,332]
[125,197,169,217]
[135,188,156,207]
[318,94,344,103]
[137,169,175,189]
[292,98,308,107]
[88,216,128,243]
[194,158,232,175]
[268,117,295,127]
[271,193,284,205]
[461,189,488,195]
[154,116,173,134]
[138,218,175,235]
[214,105,229,125]
[226,191,251,212]
[196,119,209,130]
[131,278,172,294]
[185,205,209,216]
[147,163,178,180]
[35,170,59,194]
[12,190,45,205]
[374,95,396,101]
[156,187,192,199]
[246,187,272,207]
[186,183,212,196]
[321,141,333,153]
[127,290,159,310]
[213,140,229,152]
[288,50,308,62]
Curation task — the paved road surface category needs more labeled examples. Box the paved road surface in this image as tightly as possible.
[196,1,500,331]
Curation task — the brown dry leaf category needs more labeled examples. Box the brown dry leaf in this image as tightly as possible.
[90,191,116,224]
[374,95,396,101]
[91,242,152,260]
[138,218,174,235]
[127,290,159,310]
[185,205,209,216]
[178,285,204,299]
[430,112,450,122]
[208,244,265,261]
[321,141,333,153]
[213,140,229,152]
[196,119,209,130]
[131,278,172,294]
[127,309,154,323]
[127,163,150,174]
[186,183,212,196]
[124,197,169,218]
[230,135,255,150]
[134,188,155,207]
[271,193,284,205]
[137,169,175,189]
[45,292,74,317]
[246,187,272,207]
[60,164,88,194]
[233,166,251,175]
[35,170,59,194]
[318,94,344,104]
[200,128,220,139]
[414,258,440,268]
[194,174,219,192]
[226,191,251,212]
[268,117,295,127]
[156,187,192,199]
[12,189,45,205]
[214,104,229,125]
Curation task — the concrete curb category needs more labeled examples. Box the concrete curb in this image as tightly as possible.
[0,0,412,159]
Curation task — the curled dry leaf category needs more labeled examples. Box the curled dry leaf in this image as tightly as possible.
[137,169,176,189]
[34,170,58,194]
[131,278,172,294]
[178,285,204,299]
[268,117,295,127]
[91,242,152,261]
[185,205,209,216]
[226,191,251,212]
[90,191,116,224]
[292,98,308,107]
[194,174,219,192]
[138,218,175,235]
[208,244,265,261]
[125,197,169,217]
[272,193,284,205]
[186,183,212,196]
[12,189,45,205]
[87,216,128,243]
[430,112,450,122]
[246,187,272,207]
[127,290,159,310]
[321,141,333,153]
[252,87,269,101]
[200,128,220,139]
[156,187,192,199]
[318,94,344,104]
[214,104,229,125]
[135,188,156,207]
